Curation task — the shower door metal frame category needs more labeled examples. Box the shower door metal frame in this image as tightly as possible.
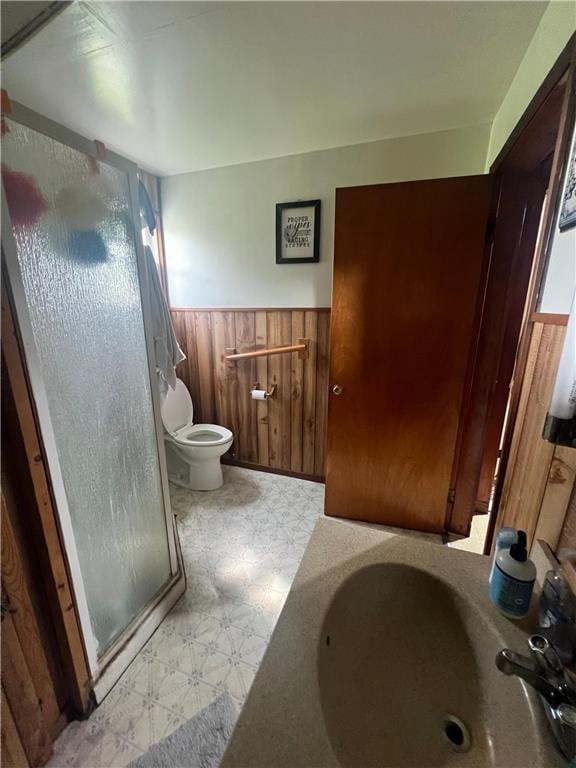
[1,100,185,701]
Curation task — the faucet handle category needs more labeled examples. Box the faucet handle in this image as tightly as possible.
[497,639,576,760]
[554,704,576,760]
[529,635,564,675]
[496,648,565,707]
[529,635,576,708]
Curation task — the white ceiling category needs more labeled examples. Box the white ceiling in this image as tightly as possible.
[3,1,547,176]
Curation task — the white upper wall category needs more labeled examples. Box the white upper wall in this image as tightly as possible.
[540,125,576,315]
[162,123,490,308]
[540,226,576,314]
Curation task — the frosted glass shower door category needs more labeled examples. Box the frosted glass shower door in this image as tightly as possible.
[2,107,182,696]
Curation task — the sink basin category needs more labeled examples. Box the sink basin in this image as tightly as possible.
[319,563,535,766]
[221,519,561,768]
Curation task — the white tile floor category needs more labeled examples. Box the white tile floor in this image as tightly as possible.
[48,466,325,768]
[48,466,487,767]
[448,512,489,554]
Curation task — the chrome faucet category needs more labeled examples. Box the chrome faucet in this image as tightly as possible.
[496,635,576,760]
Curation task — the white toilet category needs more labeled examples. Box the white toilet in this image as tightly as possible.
[160,378,233,491]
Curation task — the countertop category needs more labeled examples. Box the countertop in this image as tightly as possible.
[221,517,562,768]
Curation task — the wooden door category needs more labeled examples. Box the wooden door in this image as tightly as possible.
[326,176,493,533]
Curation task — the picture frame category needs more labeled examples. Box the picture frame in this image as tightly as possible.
[559,140,576,232]
[276,199,321,264]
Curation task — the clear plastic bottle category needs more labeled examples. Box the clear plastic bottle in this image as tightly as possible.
[538,559,576,666]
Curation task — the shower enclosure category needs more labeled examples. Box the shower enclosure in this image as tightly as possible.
[1,102,184,700]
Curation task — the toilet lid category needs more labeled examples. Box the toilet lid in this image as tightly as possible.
[161,378,193,433]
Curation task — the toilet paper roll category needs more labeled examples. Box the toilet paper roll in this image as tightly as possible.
[251,389,268,400]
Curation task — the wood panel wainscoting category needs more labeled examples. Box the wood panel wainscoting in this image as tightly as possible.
[170,309,330,481]
[493,316,575,555]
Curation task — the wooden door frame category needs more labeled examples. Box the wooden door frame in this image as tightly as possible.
[489,35,575,174]
[484,35,576,553]
[447,167,550,535]
[1,278,92,717]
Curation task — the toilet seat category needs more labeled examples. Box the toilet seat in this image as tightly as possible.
[161,380,232,447]
[161,379,195,433]
[171,423,233,448]
[161,378,233,490]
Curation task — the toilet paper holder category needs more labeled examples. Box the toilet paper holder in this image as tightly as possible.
[252,382,277,399]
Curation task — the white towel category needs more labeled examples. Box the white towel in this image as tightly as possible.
[143,245,185,390]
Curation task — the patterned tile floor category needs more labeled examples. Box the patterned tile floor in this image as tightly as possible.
[48,466,325,767]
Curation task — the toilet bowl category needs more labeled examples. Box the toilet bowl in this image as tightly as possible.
[160,378,233,491]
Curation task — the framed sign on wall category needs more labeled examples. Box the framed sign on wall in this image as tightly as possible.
[276,199,321,264]
[559,139,576,232]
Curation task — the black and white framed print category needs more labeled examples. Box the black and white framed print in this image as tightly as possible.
[276,200,321,264]
[559,141,576,232]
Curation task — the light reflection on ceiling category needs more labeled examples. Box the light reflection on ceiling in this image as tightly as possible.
[3,1,548,176]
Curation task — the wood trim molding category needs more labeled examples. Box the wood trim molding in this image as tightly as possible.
[222,456,324,484]
[1,281,90,714]
[170,306,331,312]
[448,172,547,536]
[486,55,576,555]
[490,33,575,173]
[530,312,569,326]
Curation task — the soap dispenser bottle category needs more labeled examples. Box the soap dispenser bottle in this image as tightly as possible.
[489,526,517,585]
[490,530,536,619]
